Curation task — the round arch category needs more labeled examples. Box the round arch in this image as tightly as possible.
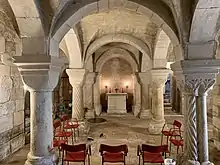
[95,48,138,73]
[84,34,151,66]
[50,0,180,58]
[190,1,220,43]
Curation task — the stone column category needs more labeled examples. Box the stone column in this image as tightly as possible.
[83,72,96,118]
[171,60,219,165]
[196,78,215,164]
[139,72,151,118]
[14,56,63,165]
[94,73,102,116]
[148,69,170,134]
[133,73,141,117]
[66,69,85,120]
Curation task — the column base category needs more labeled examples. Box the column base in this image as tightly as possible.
[140,109,151,119]
[78,120,90,135]
[133,105,141,117]
[148,119,165,134]
[176,153,201,165]
[95,105,102,116]
[25,152,58,165]
[85,109,95,119]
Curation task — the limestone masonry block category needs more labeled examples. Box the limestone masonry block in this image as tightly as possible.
[16,99,24,112]
[214,140,220,150]
[0,101,16,116]
[212,95,220,106]
[0,142,10,160]
[0,115,13,134]
[213,105,220,117]
[17,18,44,37]
[0,37,5,53]
[11,134,25,154]
[13,111,24,126]
[0,88,11,103]
[0,64,10,76]
[213,116,220,129]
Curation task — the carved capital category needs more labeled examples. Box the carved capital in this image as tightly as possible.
[14,56,65,91]
[138,72,150,85]
[150,69,171,87]
[66,68,85,86]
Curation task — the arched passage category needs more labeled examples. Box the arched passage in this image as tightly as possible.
[49,0,181,59]
[84,34,151,66]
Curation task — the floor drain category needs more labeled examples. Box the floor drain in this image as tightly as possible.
[87,118,107,123]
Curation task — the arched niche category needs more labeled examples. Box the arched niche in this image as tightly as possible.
[99,57,134,113]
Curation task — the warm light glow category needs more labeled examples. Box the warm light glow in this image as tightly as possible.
[124,82,129,87]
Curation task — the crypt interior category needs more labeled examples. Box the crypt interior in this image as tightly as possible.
[0,0,220,165]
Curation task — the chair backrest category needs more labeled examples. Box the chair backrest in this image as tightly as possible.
[99,144,128,154]
[173,120,182,128]
[142,144,168,153]
[61,143,87,152]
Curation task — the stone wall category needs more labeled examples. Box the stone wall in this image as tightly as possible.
[0,64,25,161]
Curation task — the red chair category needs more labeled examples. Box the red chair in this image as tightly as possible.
[161,120,182,145]
[137,144,168,165]
[60,115,80,141]
[53,138,68,156]
[53,119,74,144]
[61,143,91,165]
[99,144,128,165]
[169,131,184,154]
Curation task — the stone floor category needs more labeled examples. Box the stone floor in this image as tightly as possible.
[1,111,218,165]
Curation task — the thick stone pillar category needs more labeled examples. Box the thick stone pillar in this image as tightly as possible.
[94,73,102,116]
[14,56,63,165]
[148,69,170,134]
[133,74,141,117]
[83,72,96,118]
[66,69,85,120]
[139,72,151,118]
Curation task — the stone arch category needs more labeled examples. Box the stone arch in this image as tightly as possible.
[153,30,171,68]
[50,0,180,58]
[190,1,220,43]
[63,28,82,68]
[7,0,47,56]
[95,48,138,73]
[189,1,220,59]
[84,34,151,66]
[7,0,45,37]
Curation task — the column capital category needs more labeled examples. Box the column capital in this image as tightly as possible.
[138,72,150,84]
[171,60,219,95]
[14,55,65,91]
[150,69,171,87]
[66,68,85,86]
[84,72,96,85]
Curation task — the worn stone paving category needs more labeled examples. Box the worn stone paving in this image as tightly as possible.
[1,112,219,165]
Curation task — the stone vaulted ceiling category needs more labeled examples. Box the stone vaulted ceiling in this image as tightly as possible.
[76,9,159,55]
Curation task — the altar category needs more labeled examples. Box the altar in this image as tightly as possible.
[106,93,127,113]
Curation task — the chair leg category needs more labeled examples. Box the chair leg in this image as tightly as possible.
[88,155,90,165]
[74,128,76,141]
[177,146,179,154]
[161,134,163,145]
[166,136,169,145]
[77,128,79,137]
[169,142,172,156]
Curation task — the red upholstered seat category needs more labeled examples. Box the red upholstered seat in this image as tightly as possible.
[64,151,86,162]
[143,152,164,163]
[170,139,184,146]
[103,152,124,162]
[99,144,128,165]
[55,131,72,137]
[61,143,91,165]
[137,144,168,165]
